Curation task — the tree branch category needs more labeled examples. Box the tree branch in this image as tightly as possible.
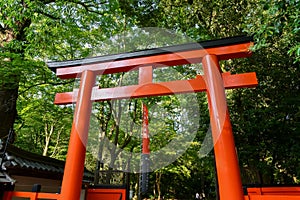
[39,0,56,4]
[19,79,74,95]
[119,135,132,150]
[68,0,108,15]
[36,9,65,23]
[50,125,64,157]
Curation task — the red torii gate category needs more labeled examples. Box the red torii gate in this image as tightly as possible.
[49,35,257,200]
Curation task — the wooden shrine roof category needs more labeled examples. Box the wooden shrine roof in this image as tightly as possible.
[0,144,93,181]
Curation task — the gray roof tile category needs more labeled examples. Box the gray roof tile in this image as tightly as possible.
[1,144,93,181]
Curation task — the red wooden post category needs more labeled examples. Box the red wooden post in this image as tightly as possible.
[142,103,150,155]
[139,66,152,156]
[139,67,152,194]
[30,192,38,200]
[202,54,244,200]
[2,191,13,200]
[59,70,96,200]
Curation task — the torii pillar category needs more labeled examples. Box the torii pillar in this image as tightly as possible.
[203,54,244,199]
[48,35,257,200]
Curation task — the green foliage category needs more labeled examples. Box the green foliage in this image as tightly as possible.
[0,0,132,156]
[14,64,73,159]
[229,47,300,184]
[230,0,300,184]
[244,0,300,63]
[0,52,43,89]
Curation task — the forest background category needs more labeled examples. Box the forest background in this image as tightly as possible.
[0,0,299,199]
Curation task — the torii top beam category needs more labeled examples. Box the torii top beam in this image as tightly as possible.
[47,35,253,79]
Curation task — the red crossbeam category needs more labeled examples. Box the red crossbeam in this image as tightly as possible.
[54,72,257,105]
[56,43,252,79]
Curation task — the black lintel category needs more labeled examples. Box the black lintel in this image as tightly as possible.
[47,35,253,73]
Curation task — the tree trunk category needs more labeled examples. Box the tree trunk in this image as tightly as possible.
[0,2,31,141]
[0,87,18,140]
[155,172,162,200]
[43,123,55,156]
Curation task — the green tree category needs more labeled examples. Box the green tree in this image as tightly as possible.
[14,66,73,159]
[231,0,300,184]
[0,0,123,140]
